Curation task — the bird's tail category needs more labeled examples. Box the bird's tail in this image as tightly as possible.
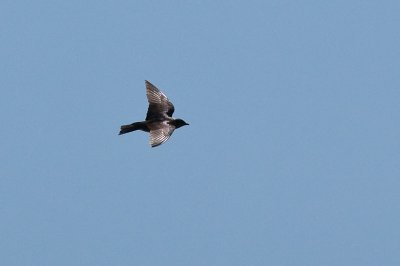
[119,122,146,135]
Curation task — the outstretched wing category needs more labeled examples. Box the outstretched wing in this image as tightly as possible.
[148,122,176,147]
[145,80,175,120]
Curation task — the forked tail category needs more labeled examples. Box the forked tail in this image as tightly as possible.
[119,122,147,135]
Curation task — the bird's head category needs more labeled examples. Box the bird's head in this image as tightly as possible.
[171,119,189,128]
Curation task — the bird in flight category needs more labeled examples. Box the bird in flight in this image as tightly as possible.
[119,80,189,147]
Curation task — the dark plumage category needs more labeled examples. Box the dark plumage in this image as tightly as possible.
[119,80,189,147]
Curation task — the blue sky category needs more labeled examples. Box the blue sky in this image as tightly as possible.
[1,1,400,265]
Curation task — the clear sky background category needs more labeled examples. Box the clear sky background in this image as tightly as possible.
[1,1,400,265]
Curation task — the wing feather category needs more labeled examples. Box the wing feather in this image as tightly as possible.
[145,80,175,120]
[149,123,175,147]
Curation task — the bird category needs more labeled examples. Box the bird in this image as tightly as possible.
[119,80,189,147]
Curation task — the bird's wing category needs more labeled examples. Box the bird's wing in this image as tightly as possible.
[148,122,175,147]
[145,80,175,120]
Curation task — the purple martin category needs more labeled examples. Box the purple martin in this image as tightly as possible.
[119,80,189,147]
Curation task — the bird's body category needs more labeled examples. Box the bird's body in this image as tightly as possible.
[119,80,189,147]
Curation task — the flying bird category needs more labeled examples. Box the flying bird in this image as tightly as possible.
[119,80,189,147]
